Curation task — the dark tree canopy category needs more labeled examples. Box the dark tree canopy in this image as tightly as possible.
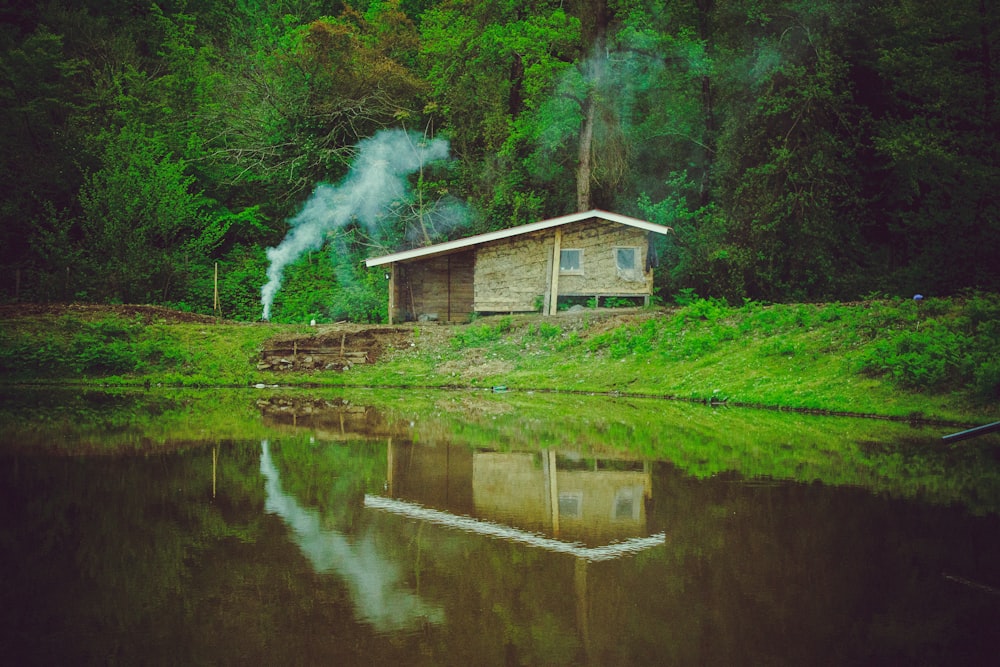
[1,0,997,319]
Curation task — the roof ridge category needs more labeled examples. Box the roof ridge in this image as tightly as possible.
[365,210,671,267]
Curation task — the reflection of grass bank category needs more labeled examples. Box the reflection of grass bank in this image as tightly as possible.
[0,387,272,453]
[366,389,1000,517]
[2,387,997,516]
[1,295,998,422]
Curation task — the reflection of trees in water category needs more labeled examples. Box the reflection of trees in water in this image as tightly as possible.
[260,440,444,632]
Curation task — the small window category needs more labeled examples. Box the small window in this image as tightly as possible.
[558,492,583,518]
[560,249,582,274]
[612,487,642,521]
[614,494,635,520]
[614,247,642,281]
[615,247,637,271]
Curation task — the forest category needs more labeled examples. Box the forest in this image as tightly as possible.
[1,0,997,322]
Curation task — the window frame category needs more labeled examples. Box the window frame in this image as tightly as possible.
[613,246,642,281]
[558,491,583,518]
[559,248,584,275]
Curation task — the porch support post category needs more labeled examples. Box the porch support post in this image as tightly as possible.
[548,228,562,316]
[387,263,395,325]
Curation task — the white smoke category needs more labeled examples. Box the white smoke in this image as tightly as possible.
[260,440,445,631]
[404,195,470,246]
[260,129,451,320]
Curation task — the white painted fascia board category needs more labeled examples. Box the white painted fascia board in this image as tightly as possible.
[364,495,665,562]
[364,209,672,267]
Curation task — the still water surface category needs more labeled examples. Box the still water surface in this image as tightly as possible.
[1,388,998,665]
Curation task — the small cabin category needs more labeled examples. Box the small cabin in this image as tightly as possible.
[365,209,672,323]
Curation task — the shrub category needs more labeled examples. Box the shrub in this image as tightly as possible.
[972,359,1000,400]
[590,317,663,358]
[604,296,643,308]
[450,316,513,349]
[0,316,146,378]
[673,288,699,306]
[527,322,562,341]
[677,297,728,323]
[855,325,969,391]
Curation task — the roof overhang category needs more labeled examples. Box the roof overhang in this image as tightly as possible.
[365,209,672,267]
[364,495,666,562]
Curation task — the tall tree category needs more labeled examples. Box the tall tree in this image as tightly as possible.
[420,0,581,226]
[78,124,208,302]
[869,0,1000,294]
[200,2,424,211]
[0,25,86,296]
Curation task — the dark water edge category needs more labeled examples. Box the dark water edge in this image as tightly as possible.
[1,387,999,665]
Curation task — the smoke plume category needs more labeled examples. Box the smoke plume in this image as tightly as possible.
[260,129,450,320]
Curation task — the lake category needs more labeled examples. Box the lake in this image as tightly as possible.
[1,387,998,665]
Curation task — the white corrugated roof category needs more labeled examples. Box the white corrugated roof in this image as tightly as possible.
[364,209,672,267]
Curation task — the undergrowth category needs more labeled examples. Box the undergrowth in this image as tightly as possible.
[0,314,149,377]
[578,294,1000,401]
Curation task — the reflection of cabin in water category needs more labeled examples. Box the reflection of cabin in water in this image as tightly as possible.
[258,398,664,558]
[365,210,672,323]
[383,441,654,548]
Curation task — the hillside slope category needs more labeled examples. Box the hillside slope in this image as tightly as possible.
[1,297,997,424]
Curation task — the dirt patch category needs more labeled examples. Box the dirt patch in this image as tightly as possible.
[256,396,390,435]
[553,306,663,335]
[0,302,225,324]
[259,325,416,371]
[437,349,515,381]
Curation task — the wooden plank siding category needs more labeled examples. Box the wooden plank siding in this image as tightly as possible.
[393,250,474,322]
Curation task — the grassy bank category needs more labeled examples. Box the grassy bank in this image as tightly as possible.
[1,295,998,423]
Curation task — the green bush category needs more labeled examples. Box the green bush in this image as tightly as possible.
[590,317,662,358]
[0,316,146,377]
[855,324,970,391]
[677,297,728,323]
[75,338,139,375]
[451,316,513,349]
[604,297,637,308]
[972,359,1000,400]
[673,288,700,306]
[526,322,563,341]
[135,337,192,373]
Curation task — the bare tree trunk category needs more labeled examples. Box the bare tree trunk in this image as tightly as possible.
[571,0,609,212]
[697,0,716,207]
[576,95,596,212]
[979,0,995,122]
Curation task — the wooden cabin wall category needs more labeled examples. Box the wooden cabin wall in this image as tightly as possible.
[397,251,474,322]
[473,219,653,313]
[474,229,552,312]
[557,221,652,296]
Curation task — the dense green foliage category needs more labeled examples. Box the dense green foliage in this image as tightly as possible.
[1,295,996,421]
[441,294,1000,412]
[0,310,281,385]
[1,0,998,319]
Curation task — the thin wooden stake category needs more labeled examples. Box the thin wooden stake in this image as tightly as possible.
[213,262,220,314]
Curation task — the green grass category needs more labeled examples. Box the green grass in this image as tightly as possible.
[2,295,998,422]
